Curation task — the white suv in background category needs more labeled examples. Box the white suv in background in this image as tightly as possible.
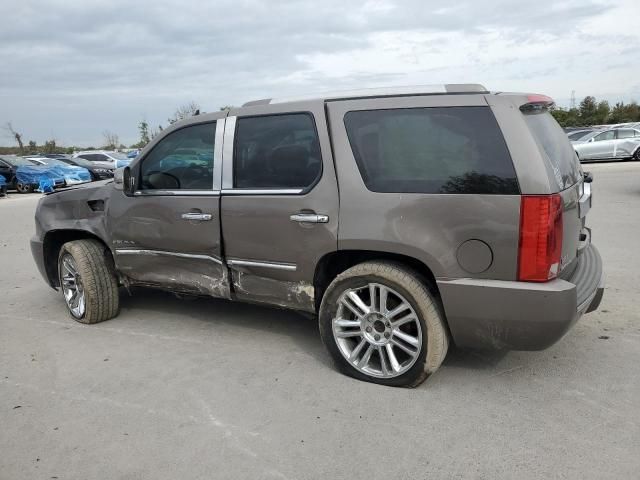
[72,151,131,170]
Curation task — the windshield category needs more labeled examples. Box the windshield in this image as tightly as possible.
[38,159,69,166]
[68,157,91,167]
[1,156,33,166]
[568,130,593,141]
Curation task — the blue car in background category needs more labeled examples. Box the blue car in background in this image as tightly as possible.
[0,173,6,196]
[0,155,65,193]
[27,158,91,186]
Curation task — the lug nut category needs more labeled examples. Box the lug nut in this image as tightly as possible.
[374,334,380,340]
[366,326,372,333]
[384,332,390,338]
[385,322,390,327]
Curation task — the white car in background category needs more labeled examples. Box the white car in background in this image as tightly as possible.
[72,151,131,170]
[572,128,640,162]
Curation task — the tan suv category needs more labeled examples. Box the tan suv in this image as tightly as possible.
[31,84,604,387]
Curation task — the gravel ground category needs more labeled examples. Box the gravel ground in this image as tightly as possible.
[1,161,639,480]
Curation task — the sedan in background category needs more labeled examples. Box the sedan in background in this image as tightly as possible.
[72,151,131,169]
[0,155,65,192]
[573,128,640,162]
[39,156,114,181]
[26,158,92,186]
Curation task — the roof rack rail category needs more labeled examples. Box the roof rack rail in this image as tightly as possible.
[242,84,488,107]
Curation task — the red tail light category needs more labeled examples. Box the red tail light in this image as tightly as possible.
[518,195,563,282]
[520,94,555,113]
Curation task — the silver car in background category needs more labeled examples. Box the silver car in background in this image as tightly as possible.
[573,127,640,162]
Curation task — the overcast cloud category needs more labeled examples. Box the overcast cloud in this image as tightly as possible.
[1,0,639,146]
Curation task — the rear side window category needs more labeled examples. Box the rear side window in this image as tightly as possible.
[344,106,518,194]
[234,113,322,190]
[523,112,581,190]
[617,129,635,139]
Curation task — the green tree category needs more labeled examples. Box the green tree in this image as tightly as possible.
[43,139,57,154]
[137,120,150,147]
[578,96,598,124]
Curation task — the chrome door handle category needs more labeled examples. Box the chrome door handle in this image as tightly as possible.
[290,213,329,224]
[181,212,213,221]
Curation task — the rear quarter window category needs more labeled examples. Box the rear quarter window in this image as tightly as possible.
[523,112,581,190]
[344,106,519,194]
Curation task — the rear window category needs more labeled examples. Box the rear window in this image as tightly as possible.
[523,112,581,190]
[344,106,519,194]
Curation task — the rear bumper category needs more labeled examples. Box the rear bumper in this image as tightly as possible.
[437,244,604,350]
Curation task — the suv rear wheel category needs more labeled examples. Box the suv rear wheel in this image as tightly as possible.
[58,239,119,324]
[319,261,448,387]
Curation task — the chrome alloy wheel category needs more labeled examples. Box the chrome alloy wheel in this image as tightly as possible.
[60,253,86,319]
[332,283,423,378]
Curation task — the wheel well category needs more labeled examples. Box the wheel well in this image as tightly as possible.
[313,250,439,311]
[43,230,114,287]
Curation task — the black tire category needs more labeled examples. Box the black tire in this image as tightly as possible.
[58,239,120,324]
[634,148,640,161]
[319,261,449,388]
[16,183,34,194]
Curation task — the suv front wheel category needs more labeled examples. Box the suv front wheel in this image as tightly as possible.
[319,261,449,387]
[58,239,120,324]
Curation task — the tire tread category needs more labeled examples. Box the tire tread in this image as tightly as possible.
[59,239,119,324]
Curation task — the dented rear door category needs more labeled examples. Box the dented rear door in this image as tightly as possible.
[220,101,339,312]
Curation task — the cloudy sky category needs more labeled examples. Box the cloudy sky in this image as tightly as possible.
[1,0,639,147]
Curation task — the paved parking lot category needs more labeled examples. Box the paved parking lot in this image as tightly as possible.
[1,162,639,480]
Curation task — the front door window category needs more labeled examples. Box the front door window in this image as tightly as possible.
[140,122,216,191]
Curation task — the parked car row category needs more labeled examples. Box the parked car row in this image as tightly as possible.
[0,151,132,194]
[565,124,640,162]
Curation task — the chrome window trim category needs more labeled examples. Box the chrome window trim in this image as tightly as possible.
[227,259,297,271]
[134,190,220,196]
[221,188,303,195]
[221,112,322,196]
[213,120,224,191]
[221,115,236,190]
[115,249,222,264]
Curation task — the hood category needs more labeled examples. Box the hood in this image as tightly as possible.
[45,178,113,195]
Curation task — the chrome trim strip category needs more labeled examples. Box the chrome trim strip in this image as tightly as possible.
[221,115,236,190]
[134,190,220,196]
[221,188,303,195]
[227,259,297,271]
[115,249,222,264]
[578,182,592,218]
[212,120,224,191]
